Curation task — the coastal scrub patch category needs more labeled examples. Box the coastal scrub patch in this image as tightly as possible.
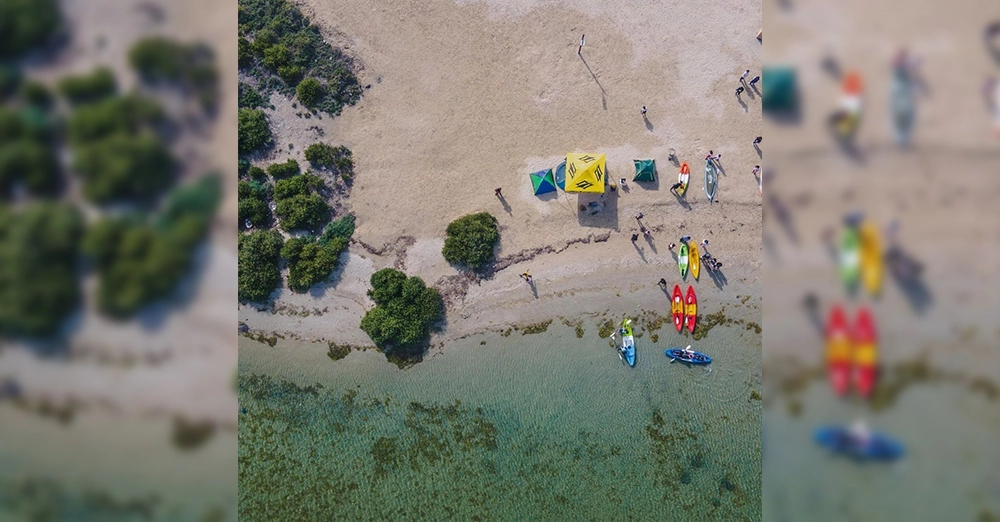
[238,229,284,303]
[58,67,117,105]
[238,108,272,155]
[281,236,344,292]
[327,343,350,361]
[745,321,761,335]
[518,320,552,335]
[360,268,444,361]
[442,212,500,271]
[0,0,62,60]
[128,36,219,110]
[265,158,299,179]
[238,180,271,228]
[273,173,329,232]
[304,142,354,182]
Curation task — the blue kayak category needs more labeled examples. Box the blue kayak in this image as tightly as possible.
[665,348,712,365]
[814,426,904,461]
[620,319,636,367]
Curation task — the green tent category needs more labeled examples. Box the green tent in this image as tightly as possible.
[762,66,798,112]
[529,169,557,195]
[632,159,656,182]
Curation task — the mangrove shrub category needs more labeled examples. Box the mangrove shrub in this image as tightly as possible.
[442,212,499,270]
[360,268,444,359]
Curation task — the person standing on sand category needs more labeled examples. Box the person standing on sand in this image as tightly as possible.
[736,86,744,96]
[752,165,760,177]
[749,75,760,87]
[668,243,676,250]
[658,278,668,289]
[753,136,762,145]
[669,181,683,195]
[641,106,647,116]
[741,69,750,83]
[705,150,714,161]
[578,34,585,55]
[495,187,503,197]
[680,235,691,243]
[635,212,644,222]
[631,233,639,242]
[521,271,532,283]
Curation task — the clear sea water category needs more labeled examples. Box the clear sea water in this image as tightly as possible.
[238,318,762,520]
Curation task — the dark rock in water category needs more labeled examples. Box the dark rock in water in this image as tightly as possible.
[238,322,249,333]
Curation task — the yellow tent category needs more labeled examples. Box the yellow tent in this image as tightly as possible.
[564,153,607,193]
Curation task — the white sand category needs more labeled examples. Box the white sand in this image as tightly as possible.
[241,0,764,346]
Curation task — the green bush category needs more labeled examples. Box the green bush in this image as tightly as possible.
[58,67,117,105]
[238,158,251,177]
[0,0,62,60]
[73,133,175,204]
[82,176,219,317]
[359,268,444,359]
[67,94,164,146]
[262,44,291,69]
[442,212,500,270]
[0,203,84,336]
[318,214,354,245]
[238,37,254,68]
[273,173,328,231]
[238,108,272,155]
[247,166,267,180]
[21,81,53,109]
[239,82,267,109]
[129,37,218,111]
[266,158,299,179]
[0,140,60,197]
[295,78,322,108]
[238,180,270,227]
[276,65,304,85]
[281,237,345,292]
[238,229,284,303]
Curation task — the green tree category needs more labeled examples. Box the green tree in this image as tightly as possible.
[238,229,284,302]
[238,180,270,228]
[67,94,164,146]
[295,77,322,108]
[0,0,62,60]
[442,212,499,270]
[0,140,60,196]
[58,67,117,105]
[0,203,84,336]
[265,158,299,179]
[73,133,175,204]
[281,237,344,292]
[20,80,53,109]
[359,268,444,359]
[238,108,272,155]
[262,44,291,69]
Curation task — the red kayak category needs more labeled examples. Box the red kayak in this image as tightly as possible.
[853,307,878,397]
[685,286,697,334]
[825,305,852,396]
[671,284,684,333]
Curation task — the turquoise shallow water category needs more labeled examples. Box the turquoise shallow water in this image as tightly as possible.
[239,319,762,520]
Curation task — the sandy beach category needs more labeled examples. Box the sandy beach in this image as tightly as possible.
[240,0,764,347]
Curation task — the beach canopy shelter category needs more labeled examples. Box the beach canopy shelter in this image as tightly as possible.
[564,153,606,193]
[762,66,798,112]
[632,159,656,182]
[554,161,566,190]
[529,169,557,195]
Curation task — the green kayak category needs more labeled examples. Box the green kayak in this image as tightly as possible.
[679,243,689,279]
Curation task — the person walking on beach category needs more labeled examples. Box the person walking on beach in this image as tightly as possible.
[753,136,762,145]
[669,181,683,195]
[711,153,722,163]
[635,212,644,222]
[631,233,639,243]
[641,106,647,116]
[578,34,585,55]
[668,243,676,250]
[741,69,750,83]
[736,86,745,96]
[658,278,668,289]
[521,271,532,283]
[749,75,760,87]
[752,165,760,177]
[495,187,503,197]
[705,150,714,161]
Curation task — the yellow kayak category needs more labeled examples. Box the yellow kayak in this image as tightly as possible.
[859,222,882,296]
[689,243,700,280]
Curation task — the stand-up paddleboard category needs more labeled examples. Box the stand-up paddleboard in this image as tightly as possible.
[671,284,684,333]
[678,162,690,196]
[840,227,860,291]
[705,159,718,202]
[826,304,852,396]
[684,285,697,334]
[853,307,878,397]
[619,318,636,368]
[689,243,700,280]
[678,243,689,279]
[859,221,882,296]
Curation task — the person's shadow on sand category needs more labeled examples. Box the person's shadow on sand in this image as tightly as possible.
[738,96,748,113]
[644,234,657,254]
[708,267,728,289]
[644,114,654,131]
[671,191,692,210]
[497,194,512,216]
[529,279,538,299]
[632,241,647,263]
